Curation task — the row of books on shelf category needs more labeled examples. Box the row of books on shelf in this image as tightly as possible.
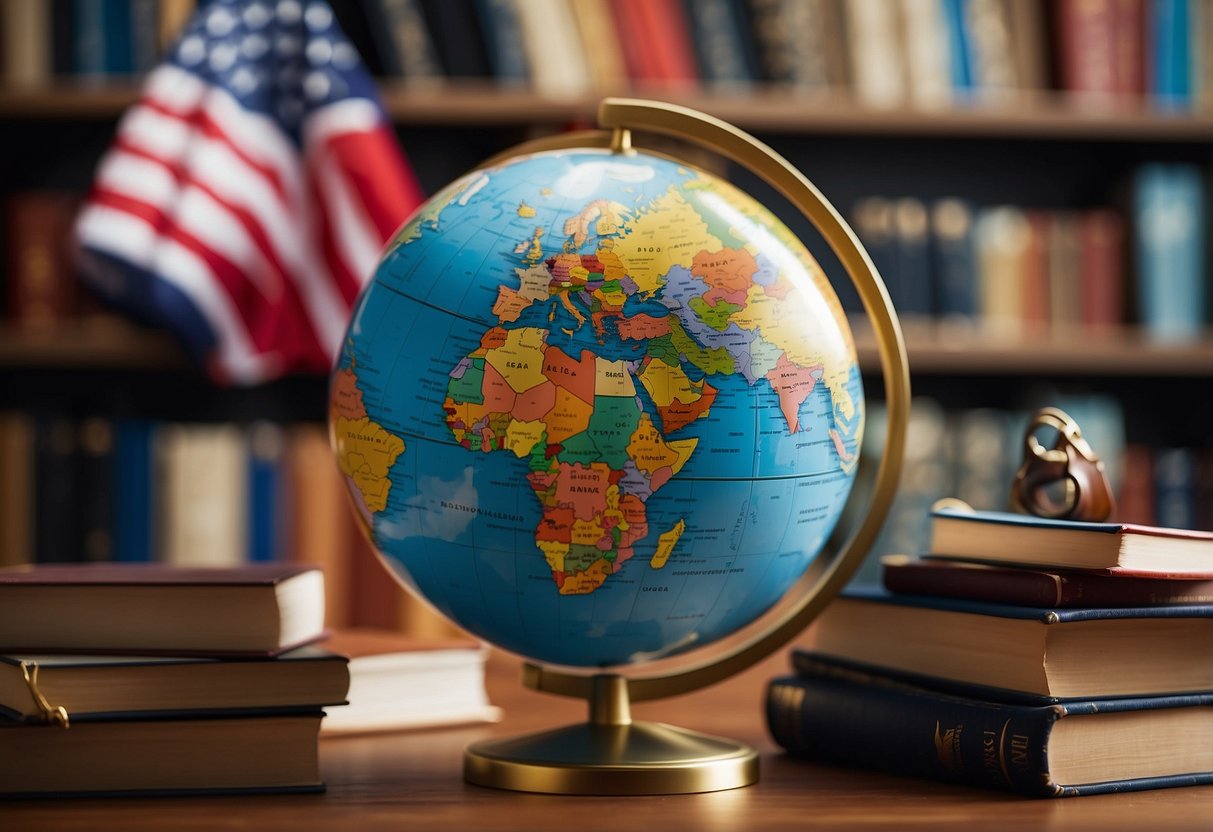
[5,161,1208,340]
[0,412,462,639]
[768,500,1213,796]
[0,562,500,797]
[351,0,1213,111]
[854,394,1213,584]
[847,162,1208,340]
[4,1,1211,114]
[0,0,194,86]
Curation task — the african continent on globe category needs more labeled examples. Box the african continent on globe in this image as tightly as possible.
[330,148,864,668]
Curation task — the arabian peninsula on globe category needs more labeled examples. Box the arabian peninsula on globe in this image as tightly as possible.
[330,148,864,668]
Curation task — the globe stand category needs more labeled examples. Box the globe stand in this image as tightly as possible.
[464,674,758,794]
[439,96,910,797]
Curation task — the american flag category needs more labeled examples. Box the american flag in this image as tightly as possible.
[74,0,424,384]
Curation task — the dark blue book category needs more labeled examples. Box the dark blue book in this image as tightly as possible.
[416,0,492,78]
[768,655,1213,797]
[683,0,760,86]
[891,197,932,321]
[929,198,978,322]
[247,422,285,563]
[71,0,136,77]
[113,419,155,563]
[474,0,531,84]
[809,586,1213,700]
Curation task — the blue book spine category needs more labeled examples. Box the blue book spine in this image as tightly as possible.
[940,0,973,95]
[474,0,531,84]
[113,419,155,562]
[682,0,759,84]
[247,422,285,562]
[929,198,978,320]
[1133,163,1206,342]
[768,660,1213,797]
[1150,0,1193,108]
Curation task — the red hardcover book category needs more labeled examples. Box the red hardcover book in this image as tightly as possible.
[635,0,698,89]
[3,191,80,329]
[1078,208,1126,329]
[1054,0,1118,97]
[881,554,1213,609]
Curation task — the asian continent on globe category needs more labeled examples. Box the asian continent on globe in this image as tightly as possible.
[329,148,864,669]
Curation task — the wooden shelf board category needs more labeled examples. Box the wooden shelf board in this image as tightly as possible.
[0,323,187,369]
[854,322,1213,377]
[2,322,1211,377]
[1,82,1212,142]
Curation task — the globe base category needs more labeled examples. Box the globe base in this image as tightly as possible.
[464,720,759,795]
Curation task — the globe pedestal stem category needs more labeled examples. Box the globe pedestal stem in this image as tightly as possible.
[463,673,759,795]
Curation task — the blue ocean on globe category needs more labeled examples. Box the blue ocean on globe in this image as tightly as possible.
[330,147,864,668]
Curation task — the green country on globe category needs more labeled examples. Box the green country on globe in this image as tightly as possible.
[329,147,864,669]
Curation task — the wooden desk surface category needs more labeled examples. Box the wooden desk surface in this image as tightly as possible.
[9,648,1213,831]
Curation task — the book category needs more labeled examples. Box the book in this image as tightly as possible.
[416,0,492,79]
[154,422,248,567]
[881,554,1213,608]
[1,0,53,85]
[808,587,1213,699]
[681,0,760,87]
[0,563,327,655]
[929,198,978,324]
[474,0,531,85]
[0,713,326,797]
[246,421,285,563]
[568,0,630,92]
[1077,208,1126,330]
[32,413,79,564]
[767,654,1213,797]
[515,0,594,97]
[899,0,953,108]
[0,411,34,568]
[843,0,909,108]
[112,418,156,562]
[927,502,1213,574]
[320,628,499,734]
[3,191,80,330]
[74,417,115,564]
[0,647,349,722]
[745,0,845,94]
[358,0,444,82]
[1149,0,1192,109]
[1133,163,1206,342]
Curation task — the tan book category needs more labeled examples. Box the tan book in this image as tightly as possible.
[154,423,248,567]
[0,411,34,568]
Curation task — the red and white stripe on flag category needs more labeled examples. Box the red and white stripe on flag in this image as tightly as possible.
[73,5,423,385]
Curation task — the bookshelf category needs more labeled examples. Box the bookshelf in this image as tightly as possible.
[1,2,1212,597]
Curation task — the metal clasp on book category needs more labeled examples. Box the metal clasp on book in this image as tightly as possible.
[20,661,70,728]
[1011,407,1116,522]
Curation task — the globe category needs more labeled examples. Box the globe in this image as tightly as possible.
[329,144,865,670]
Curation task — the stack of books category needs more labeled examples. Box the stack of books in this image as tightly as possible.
[767,501,1213,797]
[0,563,350,798]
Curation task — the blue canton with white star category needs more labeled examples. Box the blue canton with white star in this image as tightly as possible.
[170,0,382,143]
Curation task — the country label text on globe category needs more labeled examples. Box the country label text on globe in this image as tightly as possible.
[331,149,864,668]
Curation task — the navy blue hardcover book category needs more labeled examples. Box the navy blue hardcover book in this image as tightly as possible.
[809,587,1213,700]
[767,656,1213,797]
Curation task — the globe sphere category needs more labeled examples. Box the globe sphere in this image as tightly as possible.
[329,147,864,669]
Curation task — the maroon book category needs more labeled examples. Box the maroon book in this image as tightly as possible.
[881,554,1213,609]
[0,562,326,656]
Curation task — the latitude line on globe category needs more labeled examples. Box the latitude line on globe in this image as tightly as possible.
[383,428,843,483]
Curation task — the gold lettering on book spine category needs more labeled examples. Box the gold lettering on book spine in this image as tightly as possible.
[20,661,69,728]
